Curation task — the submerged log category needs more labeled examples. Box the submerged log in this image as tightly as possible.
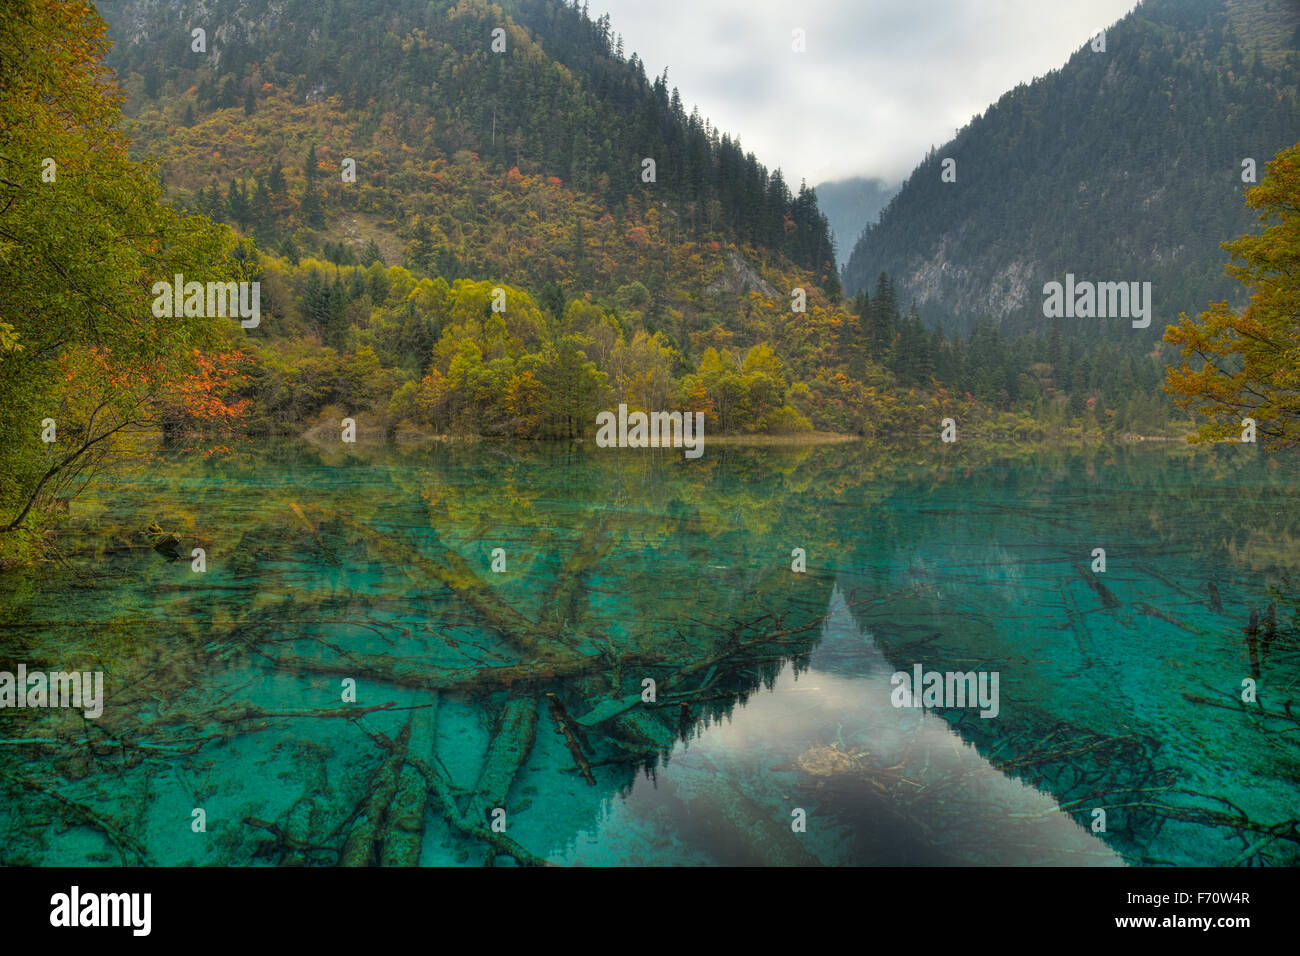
[1182,692,1300,726]
[463,697,539,826]
[539,514,614,636]
[545,693,596,785]
[1076,564,1120,609]
[2,772,151,866]
[288,501,341,566]
[1262,602,1277,665]
[575,691,645,728]
[379,705,438,867]
[340,722,410,867]
[271,648,605,693]
[1134,602,1197,633]
[278,797,317,867]
[610,709,677,751]
[1207,581,1223,613]
[145,522,184,561]
[300,505,565,661]
[357,722,549,867]
[1244,609,1260,679]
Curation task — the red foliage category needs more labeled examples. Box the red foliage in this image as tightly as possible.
[73,346,251,434]
[168,349,253,423]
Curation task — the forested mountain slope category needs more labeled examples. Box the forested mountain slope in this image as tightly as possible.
[96,0,964,440]
[104,0,837,288]
[842,0,1300,339]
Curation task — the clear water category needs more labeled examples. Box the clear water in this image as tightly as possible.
[1,440,1297,866]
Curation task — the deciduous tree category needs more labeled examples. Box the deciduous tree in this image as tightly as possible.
[1164,143,1300,450]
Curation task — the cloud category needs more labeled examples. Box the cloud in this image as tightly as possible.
[586,0,1139,186]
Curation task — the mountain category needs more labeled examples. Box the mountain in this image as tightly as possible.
[813,176,898,268]
[92,0,983,441]
[842,0,1300,339]
[102,0,837,289]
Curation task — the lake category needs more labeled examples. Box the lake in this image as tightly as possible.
[1,439,1297,866]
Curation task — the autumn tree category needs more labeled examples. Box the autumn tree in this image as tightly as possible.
[537,336,608,439]
[1164,143,1300,451]
[0,0,246,560]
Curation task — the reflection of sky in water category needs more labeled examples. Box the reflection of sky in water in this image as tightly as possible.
[2,442,1297,866]
[553,586,1124,866]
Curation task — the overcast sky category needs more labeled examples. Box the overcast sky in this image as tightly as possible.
[587,0,1140,187]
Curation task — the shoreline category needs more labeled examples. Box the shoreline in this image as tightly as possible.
[294,419,1197,448]
[686,431,860,446]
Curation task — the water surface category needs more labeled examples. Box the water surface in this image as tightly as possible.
[1,440,1296,866]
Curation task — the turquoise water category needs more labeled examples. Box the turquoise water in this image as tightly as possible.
[1,440,1297,866]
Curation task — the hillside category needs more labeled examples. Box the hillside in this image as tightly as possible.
[104,0,837,288]
[842,0,1300,339]
[96,0,974,440]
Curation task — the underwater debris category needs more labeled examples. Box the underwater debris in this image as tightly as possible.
[1181,689,1300,729]
[380,708,438,867]
[539,514,614,637]
[244,810,338,867]
[268,648,606,693]
[299,505,563,661]
[1245,608,1261,679]
[356,720,548,867]
[278,798,319,867]
[5,502,880,867]
[464,698,538,823]
[1208,581,1223,613]
[288,502,342,567]
[795,741,870,778]
[545,693,596,786]
[1134,602,1196,633]
[1241,603,1278,679]
[144,521,184,561]
[1,771,151,866]
[945,713,1178,850]
[1076,564,1120,609]
[340,722,411,866]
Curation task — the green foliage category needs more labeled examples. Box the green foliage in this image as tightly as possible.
[0,0,243,562]
[80,0,1190,449]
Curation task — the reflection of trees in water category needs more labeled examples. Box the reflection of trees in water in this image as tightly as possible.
[249,503,846,866]
[838,582,1300,866]
[0,493,853,866]
[3,439,1297,865]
